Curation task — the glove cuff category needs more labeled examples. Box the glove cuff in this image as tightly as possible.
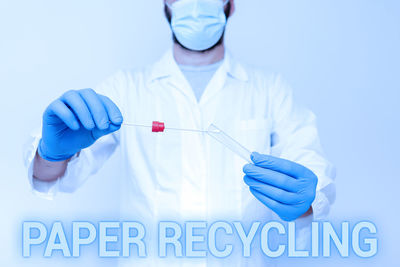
[37,139,75,162]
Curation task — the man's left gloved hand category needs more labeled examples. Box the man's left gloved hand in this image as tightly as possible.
[243,152,318,221]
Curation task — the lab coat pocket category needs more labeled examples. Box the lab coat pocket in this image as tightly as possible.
[234,118,272,155]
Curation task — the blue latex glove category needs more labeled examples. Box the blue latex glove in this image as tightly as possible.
[243,152,318,221]
[38,89,123,161]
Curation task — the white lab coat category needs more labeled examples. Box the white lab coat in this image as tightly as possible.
[24,49,335,266]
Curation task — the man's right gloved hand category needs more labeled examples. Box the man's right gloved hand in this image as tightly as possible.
[38,88,123,162]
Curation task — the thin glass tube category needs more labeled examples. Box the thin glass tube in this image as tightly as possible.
[207,124,252,163]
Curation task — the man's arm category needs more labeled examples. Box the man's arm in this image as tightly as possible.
[267,76,336,220]
[25,88,123,196]
[243,75,335,221]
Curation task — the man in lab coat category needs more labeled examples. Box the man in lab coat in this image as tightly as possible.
[25,0,335,266]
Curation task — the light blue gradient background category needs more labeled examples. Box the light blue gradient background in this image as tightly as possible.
[0,0,399,266]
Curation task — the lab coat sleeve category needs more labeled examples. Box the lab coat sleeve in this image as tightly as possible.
[268,75,336,221]
[23,71,126,199]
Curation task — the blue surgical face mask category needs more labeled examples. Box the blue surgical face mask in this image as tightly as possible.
[167,0,229,51]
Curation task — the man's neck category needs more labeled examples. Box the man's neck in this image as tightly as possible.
[173,42,225,66]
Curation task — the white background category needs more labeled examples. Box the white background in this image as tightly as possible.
[0,0,399,266]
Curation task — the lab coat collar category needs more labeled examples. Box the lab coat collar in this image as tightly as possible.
[149,48,249,83]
